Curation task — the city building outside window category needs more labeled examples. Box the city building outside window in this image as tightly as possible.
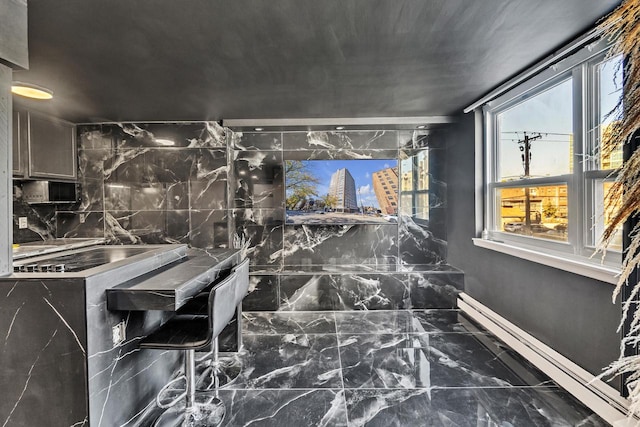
[483,42,622,268]
[400,150,429,221]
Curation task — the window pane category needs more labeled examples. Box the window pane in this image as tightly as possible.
[497,79,573,181]
[400,157,413,190]
[598,56,623,170]
[593,180,622,251]
[416,193,429,220]
[400,194,412,216]
[497,185,568,241]
[417,151,429,190]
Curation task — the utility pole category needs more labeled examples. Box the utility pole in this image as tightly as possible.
[517,132,542,233]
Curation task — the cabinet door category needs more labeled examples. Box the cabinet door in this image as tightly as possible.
[28,112,77,180]
[12,111,23,176]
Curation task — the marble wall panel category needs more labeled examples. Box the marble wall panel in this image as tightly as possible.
[0,278,88,426]
[113,122,227,149]
[51,124,457,315]
[189,209,229,249]
[77,178,104,212]
[233,132,283,150]
[279,273,410,311]
[79,126,116,150]
[399,130,431,150]
[84,272,179,427]
[78,148,112,181]
[56,211,104,238]
[232,150,284,209]
[283,149,400,161]
[243,274,280,311]
[408,272,464,309]
[279,274,338,311]
[190,180,226,210]
[282,224,398,268]
[234,223,284,270]
[282,131,399,151]
[398,215,446,265]
[12,185,57,243]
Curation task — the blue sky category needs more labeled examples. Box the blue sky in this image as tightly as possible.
[288,159,397,208]
[498,56,622,180]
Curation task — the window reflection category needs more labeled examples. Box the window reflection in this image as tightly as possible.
[497,185,568,241]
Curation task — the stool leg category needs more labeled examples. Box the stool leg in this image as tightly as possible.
[236,303,243,351]
[212,337,220,396]
[184,349,196,411]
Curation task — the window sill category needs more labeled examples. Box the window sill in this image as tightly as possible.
[472,238,620,285]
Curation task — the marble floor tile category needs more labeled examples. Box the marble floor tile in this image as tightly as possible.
[338,332,549,389]
[411,309,472,333]
[221,389,348,426]
[243,311,336,335]
[344,387,608,427]
[226,333,343,389]
[335,310,414,334]
[138,309,609,427]
[425,332,551,388]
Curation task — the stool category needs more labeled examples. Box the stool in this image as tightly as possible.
[140,271,238,426]
[178,258,250,390]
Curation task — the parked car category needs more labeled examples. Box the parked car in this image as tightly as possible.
[504,222,524,232]
[530,224,551,233]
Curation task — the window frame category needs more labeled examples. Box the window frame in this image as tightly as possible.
[483,40,621,269]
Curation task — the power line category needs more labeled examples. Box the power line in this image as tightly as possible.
[501,131,572,136]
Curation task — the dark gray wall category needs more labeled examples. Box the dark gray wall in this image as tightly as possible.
[443,113,621,385]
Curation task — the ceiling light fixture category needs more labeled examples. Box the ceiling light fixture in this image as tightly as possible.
[335,126,345,130]
[417,125,426,129]
[11,81,54,100]
[254,127,264,131]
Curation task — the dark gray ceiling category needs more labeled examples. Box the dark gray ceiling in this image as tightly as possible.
[12,0,620,124]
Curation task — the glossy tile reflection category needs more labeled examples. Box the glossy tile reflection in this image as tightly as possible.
[139,309,608,426]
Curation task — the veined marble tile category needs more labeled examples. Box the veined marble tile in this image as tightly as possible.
[411,309,470,333]
[56,211,104,239]
[334,310,415,334]
[344,387,608,427]
[283,149,400,160]
[398,216,446,265]
[243,311,336,335]
[234,132,283,150]
[408,273,463,309]
[279,274,410,311]
[241,275,279,311]
[282,131,399,151]
[142,389,348,427]
[189,209,229,249]
[225,334,342,389]
[338,332,549,389]
[283,224,398,268]
[221,389,348,427]
[424,332,550,388]
[233,223,284,270]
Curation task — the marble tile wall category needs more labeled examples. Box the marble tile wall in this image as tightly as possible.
[230,130,447,270]
[40,124,460,311]
[55,122,231,248]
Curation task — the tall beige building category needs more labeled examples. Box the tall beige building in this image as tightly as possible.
[372,167,398,214]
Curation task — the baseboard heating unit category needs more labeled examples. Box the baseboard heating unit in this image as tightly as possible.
[458,292,636,427]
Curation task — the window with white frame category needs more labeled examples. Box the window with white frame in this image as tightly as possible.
[484,42,622,267]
